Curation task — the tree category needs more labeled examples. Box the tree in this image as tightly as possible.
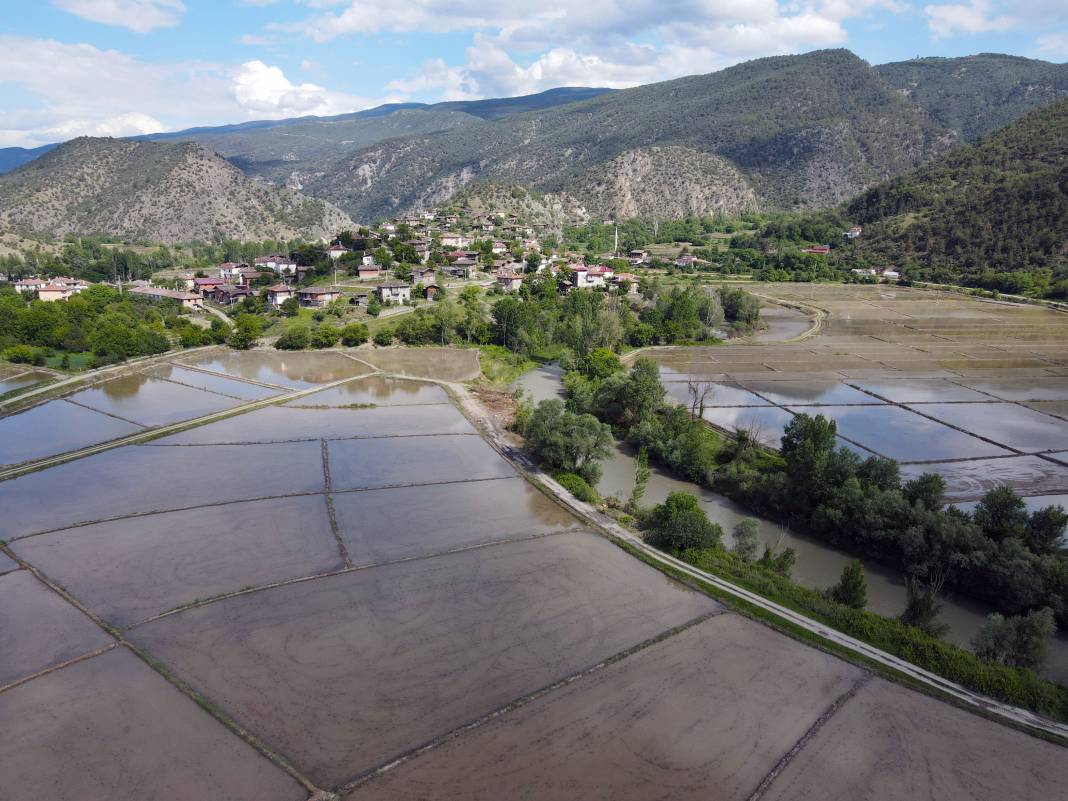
[899,576,949,637]
[524,399,613,484]
[627,447,651,513]
[972,608,1055,670]
[827,560,868,609]
[275,326,309,350]
[647,492,722,551]
[973,486,1028,543]
[373,328,393,346]
[1024,505,1068,554]
[367,295,382,317]
[227,314,262,350]
[904,472,946,510]
[732,518,760,561]
[279,296,300,317]
[340,322,369,346]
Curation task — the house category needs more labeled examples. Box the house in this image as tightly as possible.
[253,255,298,275]
[264,283,297,307]
[218,262,247,280]
[357,263,382,280]
[406,240,431,262]
[424,284,440,300]
[444,257,478,279]
[210,284,251,305]
[177,272,196,290]
[375,282,411,303]
[802,245,831,255]
[845,226,863,239]
[37,284,76,302]
[412,266,435,285]
[129,285,204,310]
[297,286,342,308]
[628,250,649,265]
[193,277,225,296]
[613,272,640,294]
[235,268,266,287]
[14,278,47,294]
[350,293,369,307]
[851,268,877,278]
[572,264,612,288]
[440,233,465,248]
[491,240,508,255]
[496,270,524,292]
[881,270,900,282]
[326,244,350,260]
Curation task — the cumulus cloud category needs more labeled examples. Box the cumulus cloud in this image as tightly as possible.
[231,60,367,116]
[284,0,902,99]
[923,0,1015,37]
[52,0,186,33]
[0,37,380,147]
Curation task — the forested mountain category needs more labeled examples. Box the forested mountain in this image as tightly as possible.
[301,50,954,221]
[846,99,1068,290]
[0,137,353,244]
[877,54,1068,141]
[0,144,57,174]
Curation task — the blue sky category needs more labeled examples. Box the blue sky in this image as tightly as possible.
[1,0,1065,148]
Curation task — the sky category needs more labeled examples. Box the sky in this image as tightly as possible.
[1,0,1065,148]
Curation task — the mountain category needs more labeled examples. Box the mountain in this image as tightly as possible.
[301,49,955,222]
[0,137,352,244]
[846,99,1068,285]
[0,87,613,177]
[0,144,58,174]
[877,54,1068,141]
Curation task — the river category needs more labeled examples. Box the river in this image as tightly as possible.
[515,364,1068,685]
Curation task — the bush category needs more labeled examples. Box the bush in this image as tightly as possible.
[340,322,369,347]
[373,328,394,346]
[524,399,613,484]
[554,472,601,504]
[3,344,45,365]
[310,325,340,349]
[275,326,310,350]
[646,492,722,551]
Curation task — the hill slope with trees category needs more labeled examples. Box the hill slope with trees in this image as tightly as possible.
[303,49,956,221]
[0,137,353,244]
[877,54,1068,141]
[846,99,1068,292]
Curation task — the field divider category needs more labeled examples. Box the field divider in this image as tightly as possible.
[337,610,725,794]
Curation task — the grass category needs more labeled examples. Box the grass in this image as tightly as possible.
[478,344,537,386]
[42,352,93,371]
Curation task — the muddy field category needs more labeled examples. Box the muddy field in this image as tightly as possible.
[1,348,1065,800]
[644,284,1068,503]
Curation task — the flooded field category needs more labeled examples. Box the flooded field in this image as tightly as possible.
[0,370,50,396]
[515,281,1068,683]
[0,399,143,466]
[2,348,1065,800]
[177,348,370,388]
[67,373,243,427]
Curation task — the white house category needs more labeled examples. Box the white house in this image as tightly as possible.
[326,244,350,260]
[496,270,524,292]
[376,282,411,303]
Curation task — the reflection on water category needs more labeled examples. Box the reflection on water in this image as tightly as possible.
[514,365,1068,684]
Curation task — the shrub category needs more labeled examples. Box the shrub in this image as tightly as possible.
[310,325,340,349]
[554,472,601,504]
[275,326,310,350]
[340,322,369,347]
[3,344,45,365]
[373,328,394,346]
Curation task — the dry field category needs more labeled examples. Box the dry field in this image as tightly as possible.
[0,346,1066,800]
[647,283,1068,503]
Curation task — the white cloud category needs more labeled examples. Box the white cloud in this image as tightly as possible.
[285,0,903,100]
[1037,32,1068,56]
[0,37,384,147]
[52,0,186,33]
[923,1,1015,38]
[231,60,368,116]
[238,34,272,45]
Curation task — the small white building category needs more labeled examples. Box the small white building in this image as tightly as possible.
[375,282,411,303]
[496,270,524,292]
[298,286,342,308]
[326,244,350,260]
[14,278,46,294]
